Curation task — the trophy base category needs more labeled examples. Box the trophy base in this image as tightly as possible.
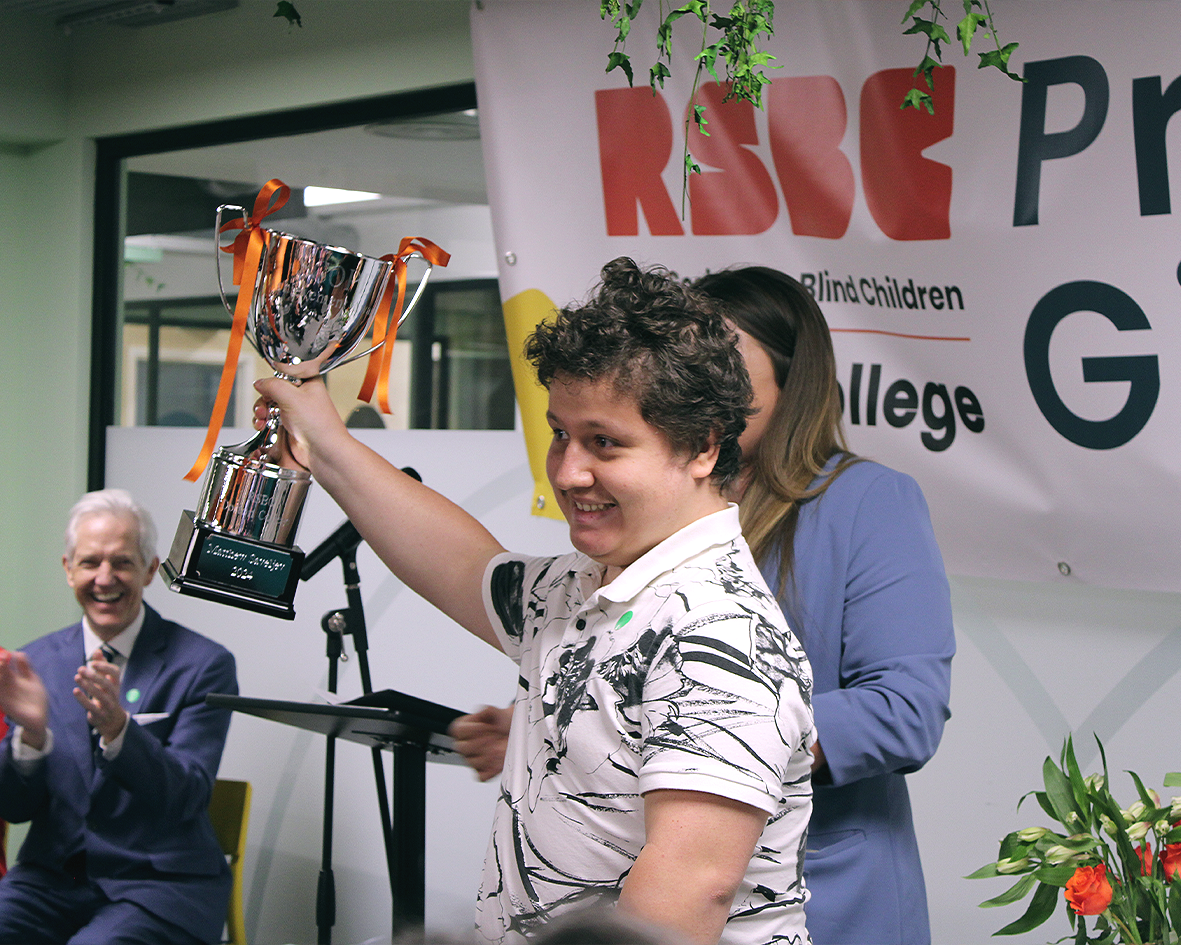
[163,511,303,620]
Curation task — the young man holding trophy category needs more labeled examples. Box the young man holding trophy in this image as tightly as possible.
[255,257,816,945]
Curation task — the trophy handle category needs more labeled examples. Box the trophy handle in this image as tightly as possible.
[325,250,436,373]
[215,203,249,318]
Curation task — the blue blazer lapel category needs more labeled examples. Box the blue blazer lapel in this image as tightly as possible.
[121,606,168,712]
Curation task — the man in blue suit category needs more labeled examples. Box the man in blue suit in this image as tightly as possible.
[0,488,238,945]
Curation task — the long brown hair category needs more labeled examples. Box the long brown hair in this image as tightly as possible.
[694,266,860,593]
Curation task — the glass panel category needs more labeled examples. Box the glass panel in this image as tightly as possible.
[118,112,508,431]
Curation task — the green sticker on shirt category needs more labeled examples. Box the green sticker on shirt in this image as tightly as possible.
[614,611,633,629]
[126,688,140,703]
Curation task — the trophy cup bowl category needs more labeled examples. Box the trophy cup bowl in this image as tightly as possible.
[164,208,433,619]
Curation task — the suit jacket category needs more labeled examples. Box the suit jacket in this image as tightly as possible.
[765,461,955,945]
[0,605,238,943]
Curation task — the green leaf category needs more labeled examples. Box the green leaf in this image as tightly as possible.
[606,51,635,86]
[1127,768,1158,809]
[697,40,723,82]
[1164,771,1181,787]
[994,881,1060,936]
[1034,790,1058,821]
[978,45,1023,80]
[1032,864,1077,885]
[1043,755,1082,828]
[692,103,709,134]
[956,11,986,55]
[901,87,933,113]
[273,1,301,27]
[966,862,1003,880]
[1169,879,1181,940]
[980,873,1038,908]
[902,0,930,23]
[903,17,951,44]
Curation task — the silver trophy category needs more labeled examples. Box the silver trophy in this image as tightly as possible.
[164,202,438,619]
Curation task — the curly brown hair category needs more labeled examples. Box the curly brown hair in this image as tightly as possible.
[525,257,752,489]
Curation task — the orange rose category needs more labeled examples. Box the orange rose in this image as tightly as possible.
[1161,842,1181,883]
[1065,863,1113,916]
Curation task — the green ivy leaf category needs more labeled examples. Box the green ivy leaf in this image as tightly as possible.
[273,1,301,27]
[956,11,986,55]
[901,0,929,24]
[692,103,710,134]
[650,61,671,87]
[606,51,635,86]
[901,87,934,113]
[978,43,1022,80]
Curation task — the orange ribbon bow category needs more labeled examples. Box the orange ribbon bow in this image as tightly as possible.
[183,179,289,483]
[357,237,451,413]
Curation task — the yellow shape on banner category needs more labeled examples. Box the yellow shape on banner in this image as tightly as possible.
[503,288,563,520]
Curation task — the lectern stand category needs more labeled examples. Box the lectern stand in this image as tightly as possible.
[207,690,464,940]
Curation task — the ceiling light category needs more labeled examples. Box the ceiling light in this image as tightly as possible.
[303,186,381,207]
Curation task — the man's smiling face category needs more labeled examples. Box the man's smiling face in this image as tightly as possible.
[63,512,159,641]
[545,373,723,582]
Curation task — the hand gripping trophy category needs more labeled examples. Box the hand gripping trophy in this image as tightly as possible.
[163,179,448,618]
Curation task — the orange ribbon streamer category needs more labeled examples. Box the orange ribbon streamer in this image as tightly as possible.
[357,237,451,413]
[183,179,290,482]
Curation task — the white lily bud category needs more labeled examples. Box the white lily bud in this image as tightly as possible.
[996,857,1032,874]
[1127,820,1151,841]
[1017,827,1049,842]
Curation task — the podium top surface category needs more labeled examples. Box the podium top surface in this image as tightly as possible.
[207,690,465,763]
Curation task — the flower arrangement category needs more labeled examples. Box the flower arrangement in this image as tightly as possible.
[970,736,1181,944]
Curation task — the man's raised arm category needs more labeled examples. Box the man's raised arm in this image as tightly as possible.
[255,376,505,648]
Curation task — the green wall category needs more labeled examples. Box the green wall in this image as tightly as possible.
[0,0,475,647]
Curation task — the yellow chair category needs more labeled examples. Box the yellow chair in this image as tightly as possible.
[209,779,252,945]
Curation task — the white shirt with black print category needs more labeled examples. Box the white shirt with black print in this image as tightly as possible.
[476,505,815,945]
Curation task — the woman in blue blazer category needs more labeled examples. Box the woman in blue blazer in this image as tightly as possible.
[694,267,955,945]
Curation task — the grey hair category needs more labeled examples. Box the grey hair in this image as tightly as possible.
[64,489,158,566]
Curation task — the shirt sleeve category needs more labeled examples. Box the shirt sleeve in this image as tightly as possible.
[482,552,530,659]
[811,468,955,787]
[637,601,813,815]
[11,726,54,771]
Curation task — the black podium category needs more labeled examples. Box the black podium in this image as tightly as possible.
[207,689,464,939]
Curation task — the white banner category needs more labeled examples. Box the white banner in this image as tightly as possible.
[471,0,1181,593]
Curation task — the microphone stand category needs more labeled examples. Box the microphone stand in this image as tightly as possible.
[307,469,420,945]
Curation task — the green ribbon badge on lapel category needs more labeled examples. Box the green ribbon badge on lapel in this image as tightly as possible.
[126,688,141,704]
